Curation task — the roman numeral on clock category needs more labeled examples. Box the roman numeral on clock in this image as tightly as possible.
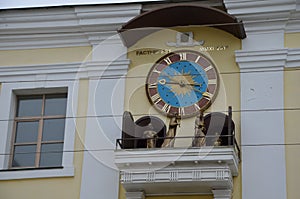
[208,79,217,85]
[202,91,213,100]
[179,107,185,115]
[153,68,161,73]
[148,83,157,89]
[204,65,213,72]
[179,52,187,60]
[151,93,162,104]
[194,103,201,111]
[195,55,201,63]
[164,57,172,65]
[162,104,171,113]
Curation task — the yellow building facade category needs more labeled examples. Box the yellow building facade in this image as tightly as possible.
[0,1,300,199]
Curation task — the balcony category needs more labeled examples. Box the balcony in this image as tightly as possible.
[114,109,240,199]
[115,136,240,199]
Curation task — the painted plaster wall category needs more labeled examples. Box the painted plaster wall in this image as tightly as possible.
[284,32,300,199]
[0,47,91,199]
[0,46,91,66]
[125,27,241,145]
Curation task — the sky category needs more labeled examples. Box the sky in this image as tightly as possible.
[0,0,163,9]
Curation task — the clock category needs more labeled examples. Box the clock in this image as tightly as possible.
[146,50,219,118]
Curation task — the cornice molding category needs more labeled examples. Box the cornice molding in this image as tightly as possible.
[0,4,141,50]
[286,10,300,33]
[224,0,300,33]
[235,48,300,70]
[115,147,238,196]
[287,48,300,67]
[0,60,130,81]
[235,49,288,70]
[212,189,232,199]
[115,147,239,176]
[125,192,145,199]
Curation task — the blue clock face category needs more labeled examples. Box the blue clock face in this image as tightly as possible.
[146,50,218,117]
[157,61,208,108]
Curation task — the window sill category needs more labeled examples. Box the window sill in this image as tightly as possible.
[0,166,74,180]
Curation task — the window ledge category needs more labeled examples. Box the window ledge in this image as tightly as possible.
[0,166,74,180]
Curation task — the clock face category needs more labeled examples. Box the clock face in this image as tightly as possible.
[146,50,219,118]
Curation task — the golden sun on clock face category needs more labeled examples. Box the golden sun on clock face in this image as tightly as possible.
[146,50,219,118]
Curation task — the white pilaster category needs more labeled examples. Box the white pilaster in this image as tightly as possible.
[79,26,133,199]
[223,1,296,199]
[212,189,232,199]
[125,192,145,199]
[79,59,130,199]
[236,49,287,199]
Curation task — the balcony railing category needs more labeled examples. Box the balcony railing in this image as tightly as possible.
[116,134,240,159]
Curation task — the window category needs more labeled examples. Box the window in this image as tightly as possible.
[11,94,67,168]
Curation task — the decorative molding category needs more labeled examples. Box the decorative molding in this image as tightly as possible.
[224,0,298,33]
[286,10,300,32]
[120,167,233,184]
[287,48,300,67]
[212,189,232,199]
[115,147,238,195]
[0,167,74,180]
[235,49,288,70]
[0,5,142,50]
[115,147,239,176]
[224,0,295,15]
[0,60,130,81]
[235,48,300,70]
[125,191,145,199]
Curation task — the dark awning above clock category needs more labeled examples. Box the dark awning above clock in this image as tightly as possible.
[119,4,246,47]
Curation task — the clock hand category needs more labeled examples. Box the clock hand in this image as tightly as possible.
[161,71,204,87]
[161,71,181,83]
[192,88,211,99]
[189,83,203,87]
[158,79,182,86]
[192,87,204,93]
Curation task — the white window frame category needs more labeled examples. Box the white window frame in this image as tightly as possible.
[0,81,78,180]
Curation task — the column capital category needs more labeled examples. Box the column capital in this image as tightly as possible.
[224,0,296,33]
[235,48,288,71]
[212,189,232,199]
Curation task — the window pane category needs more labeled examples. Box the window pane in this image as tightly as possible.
[42,119,65,141]
[12,145,36,167]
[15,121,39,143]
[40,143,63,167]
[44,94,67,116]
[17,96,42,117]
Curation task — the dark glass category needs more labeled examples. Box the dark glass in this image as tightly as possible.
[39,143,63,167]
[15,121,39,143]
[17,96,42,117]
[44,94,67,116]
[12,145,36,167]
[42,119,65,141]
